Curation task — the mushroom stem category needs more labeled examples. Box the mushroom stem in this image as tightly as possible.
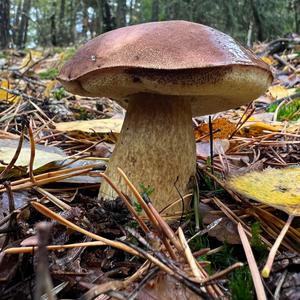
[99,94,196,214]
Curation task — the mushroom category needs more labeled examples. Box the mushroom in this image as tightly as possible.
[58,21,272,213]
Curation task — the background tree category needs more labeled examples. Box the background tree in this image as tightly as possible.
[0,0,10,49]
[6,0,298,49]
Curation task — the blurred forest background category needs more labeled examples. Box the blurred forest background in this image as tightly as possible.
[0,0,299,50]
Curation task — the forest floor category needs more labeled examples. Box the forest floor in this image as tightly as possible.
[0,36,299,300]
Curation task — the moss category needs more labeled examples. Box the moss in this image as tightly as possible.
[52,87,66,100]
[229,266,254,300]
[251,221,268,261]
[267,96,300,121]
[39,68,59,80]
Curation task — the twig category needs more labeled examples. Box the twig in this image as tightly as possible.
[34,222,56,300]
[27,118,36,183]
[0,127,24,179]
[4,241,106,254]
[31,201,141,257]
[178,227,204,283]
[98,172,149,234]
[34,186,71,211]
[238,223,267,300]
[261,214,294,278]
[201,262,243,284]
[117,167,159,228]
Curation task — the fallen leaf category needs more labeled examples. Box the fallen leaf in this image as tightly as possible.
[19,50,43,70]
[261,56,276,65]
[267,85,297,100]
[194,118,236,141]
[0,139,66,177]
[43,80,57,98]
[199,203,241,244]
[227,167,300,215]
[137,272,204,300]
[0,80,20,103]
[55,118,123,134]
[196,139,230,158]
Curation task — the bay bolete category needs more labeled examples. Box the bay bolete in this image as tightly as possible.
[58,21,272,213]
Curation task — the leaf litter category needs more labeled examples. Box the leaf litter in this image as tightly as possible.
[0,35,299,299]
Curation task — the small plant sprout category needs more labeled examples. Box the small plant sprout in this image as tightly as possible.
[228,167,300,278]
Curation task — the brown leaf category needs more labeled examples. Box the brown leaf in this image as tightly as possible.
[194,118,236,141]
[136,272,204,300]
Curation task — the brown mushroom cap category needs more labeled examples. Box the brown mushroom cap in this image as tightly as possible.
[58,20,272,116]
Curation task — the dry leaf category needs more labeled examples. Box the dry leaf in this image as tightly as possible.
[196,139,230,158]
[136,272,204,300]
[19,50,43,70]
[267,85,296,100]
[0,139,66,177]
[55,118,123,134]
[194,118,236,141]
[199,203,241,244]
[0,80,20,103]
[43,80,57,98]
[227,168,300,215]
[261,56,276,65]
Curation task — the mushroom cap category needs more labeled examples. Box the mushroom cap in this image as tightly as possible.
[58,20,273,116]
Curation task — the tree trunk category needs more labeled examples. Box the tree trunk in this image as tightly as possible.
[250,0,264,41]
[116,0,126,28]
[103,0,115,32]
[82,0,89,38]
[16,0,31,48]
[151,0,159,21]
[58,0,66,45]
[224,1,236,36]
[95,0,103,34]
[13,0,22,45]
[50,2,57,46]
[129,0,134,24]
[0,0,10,49]
[295,0,300,33]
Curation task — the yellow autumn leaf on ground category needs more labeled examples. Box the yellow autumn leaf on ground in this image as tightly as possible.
[0,79,20,103]
[239,121,300,136]
[55,118,123,134]
[44,80,57,98]
[19,50,43,70]
[267,85,296,100]
[228,168,300,215]
[261,55,276,65]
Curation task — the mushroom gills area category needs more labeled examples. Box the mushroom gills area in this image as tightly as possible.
[99,94,196,214]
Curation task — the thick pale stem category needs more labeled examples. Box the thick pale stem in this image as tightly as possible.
[99,94,196,214]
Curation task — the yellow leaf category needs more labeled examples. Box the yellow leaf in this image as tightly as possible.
[261,56,276,65]
[227,168,300,215]
[0,80,20,103]
[267,85,296,100]
[44,80,57,98]
[55,118,124,134]
[19,50,43,70]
